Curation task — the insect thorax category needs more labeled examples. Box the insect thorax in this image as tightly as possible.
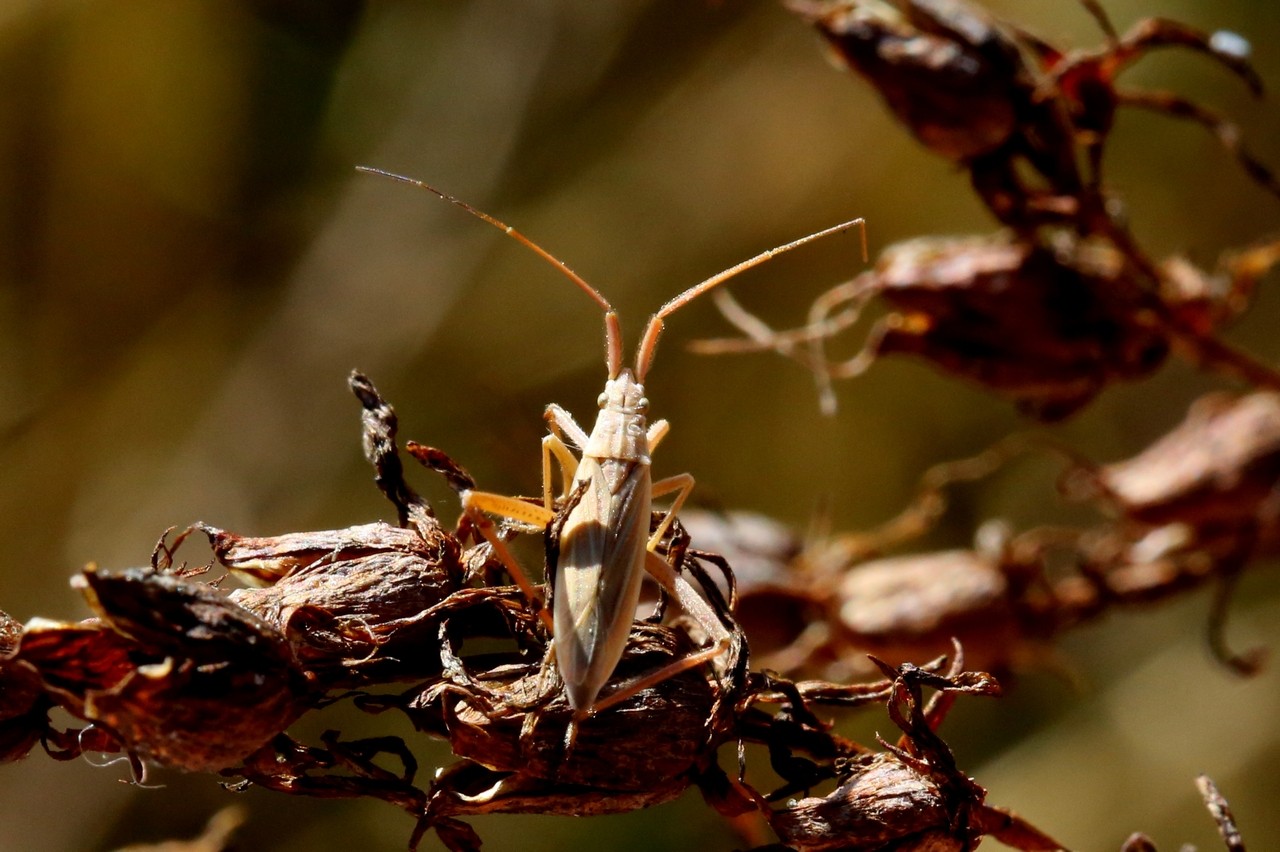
[582,370,650,463]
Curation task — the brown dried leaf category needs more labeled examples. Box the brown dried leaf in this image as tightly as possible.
[219,523,461,685]
[17,570,309,772]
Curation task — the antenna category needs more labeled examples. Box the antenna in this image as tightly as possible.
[634,217,867,381]
[357,166,627,377]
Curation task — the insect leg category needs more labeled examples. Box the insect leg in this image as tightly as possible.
[543,404,588,509]
[648,473,695,550]
[643,549,731,643]
[541,432,579,509]
[461,490,556,632]
[582,550,732,717]
[545,403,589,448]
[646,419,671,451]
[586,639,730,717]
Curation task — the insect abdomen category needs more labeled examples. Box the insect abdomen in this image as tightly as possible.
[554,457,652,712]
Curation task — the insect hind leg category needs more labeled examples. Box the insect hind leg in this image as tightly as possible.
[579,549,733,719]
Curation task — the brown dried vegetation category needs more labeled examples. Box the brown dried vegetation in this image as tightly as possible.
[2,1,1276,850]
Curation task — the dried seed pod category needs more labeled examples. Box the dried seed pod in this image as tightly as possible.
[16,568,310,773]
[789,0,1083,227]
[860,232,1167,421]
[834,549,1019,668]
[0,608,50,764]
[697,231,1179,421]
[679,420,1279,682]
[202,521,462,686]
[435,629,728,793]
[698,228,1280,420]
[1078,391,1280,669]
[768,659,1060,852]
[377,583,751,848]
[772,752,1022,852]
[682,496,1055,678]
[790,0,1279,226]
[72,568,292,661]
[789,0,1052,165]
[1088,391,1280,532]
[202,522,456,586]
[754,0,1280,414]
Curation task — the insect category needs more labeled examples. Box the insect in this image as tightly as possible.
[358,166,865,716]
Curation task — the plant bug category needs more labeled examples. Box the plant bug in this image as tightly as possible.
[358,166,865,716]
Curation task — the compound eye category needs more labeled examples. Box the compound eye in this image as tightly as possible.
[597,392,608,408]
[637,397,649,412]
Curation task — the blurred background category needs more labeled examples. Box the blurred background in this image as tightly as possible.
[1,0,1279,849]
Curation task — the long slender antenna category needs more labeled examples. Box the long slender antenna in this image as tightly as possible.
[362,166,866,383]
[656,217,866,322]
[356,167,613,315]
[358,166,626,376]
[636,216,867,381]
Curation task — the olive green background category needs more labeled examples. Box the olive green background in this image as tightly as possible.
[1,1,1278,849]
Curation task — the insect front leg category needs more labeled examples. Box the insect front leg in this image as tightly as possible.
[545,403,589,448]
[542,432,579,509]
[543,404,588,508]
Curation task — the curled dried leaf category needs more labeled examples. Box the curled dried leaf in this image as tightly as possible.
[17,570,309,773]
[0,609,50,764]
[1090,391,1280,531]
[768,661,1058,851]
[201,522,462,686]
